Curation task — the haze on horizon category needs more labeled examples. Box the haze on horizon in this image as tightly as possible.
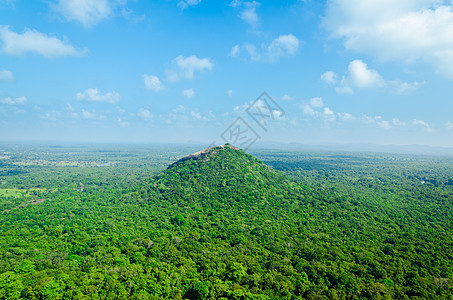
[1,1,453,148]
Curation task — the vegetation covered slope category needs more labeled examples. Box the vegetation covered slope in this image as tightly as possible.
[0,145,452,299]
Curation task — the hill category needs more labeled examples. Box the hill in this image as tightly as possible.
[150,144,305,210]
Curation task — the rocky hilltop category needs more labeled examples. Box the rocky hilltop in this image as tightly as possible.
[168,144,239,168]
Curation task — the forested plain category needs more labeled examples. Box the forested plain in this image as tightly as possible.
[0,143,452,299]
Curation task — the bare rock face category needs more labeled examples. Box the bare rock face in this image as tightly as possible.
[169,144,239,168]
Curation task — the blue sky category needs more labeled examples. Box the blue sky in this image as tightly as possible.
[1,0,453,147]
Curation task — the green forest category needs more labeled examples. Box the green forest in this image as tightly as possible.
[0,144,452,299]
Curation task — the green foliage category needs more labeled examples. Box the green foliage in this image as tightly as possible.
[0,144,452,299]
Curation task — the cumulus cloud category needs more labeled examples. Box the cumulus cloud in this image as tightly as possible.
[76,88,120,104]
[229,45,240,57]
[322,59,420,94]
[117,117,130,127]
[281,94,293,101]
[446,121,453,130]
[338,112,353,120]
[391,118,406,126]
[412,118,433,131]
[0,26,84,58]
[0,96,27,105]
[190,111,202,120]
[81,109,104,119]
[166,55,214,82]
[323,107,332,115]
[300,97,408,126]
[41,110,61,121]
[0,70,14,81]
[53,0,112,27]
[240,6,259,27]
[323,0,453,78]
[302,104,316,116]
[143,74,165,91]
[378,120,391,130]
[361,115,394,130]
[300,95,435,132]
[346,59,385,88]
[137,108,152,119]
[230,1,261,27]
[182,88,195,99]
[164,104,215,123]
[268,35,299,59]
[178,0,202,10]
[392,81,424,95]
[320,71,338,85]
[309,97,324,108]
[301,97,335,121]
[231,34,299,62]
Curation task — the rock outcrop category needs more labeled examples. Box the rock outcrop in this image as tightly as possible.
[168,144,239,168]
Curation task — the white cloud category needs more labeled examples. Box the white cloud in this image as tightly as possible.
[391,118,406,126]
[182,88,195,99]
[190,111,202,120]
[412,119,433,131]
[301,98,404,128]
[301,99,336,122]
[301,97,326,116]
[272,110,283,119]
[323,0,453,78]
[178,0,202,10]
[338,112,353,120]
[42,110,61,121]
[0,96,27,105]
[324,107,333,115]
[117,117,130,127]
[166,55,214,82]
[309,97,324,108]
[227,89,233,97]
[0,26,84,58]
[231,1,261,27]
[281,94,293,101]
[76,88,120,104]
[0,70,14,81]
[323,107,336,121]
[143,74,165,91]
[323,59,420,94]
[362,115,393,130]
[230,45,240,57]
[301,104,315,116]
[320,71,338,85]
[173,104,185,113]
[240,7,259,27]
[53,0,112,27]
[335,86,354,95]
[252,99,285,121]
[446,121,453,130]
[164,104,215,123]
[81,109,104,119]
[268,34,299,60]
[137,108,153,119]
[347,59,385,88]
[378,120,391,130]
[232,34,299,62]
[392,81,424,95]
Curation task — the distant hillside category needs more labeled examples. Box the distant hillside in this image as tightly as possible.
[133,145,453,299]
[148,145,306,211]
